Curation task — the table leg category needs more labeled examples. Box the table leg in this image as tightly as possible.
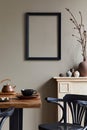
[9,108,23,130]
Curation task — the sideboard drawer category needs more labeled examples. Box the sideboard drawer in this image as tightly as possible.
[58,82,70,93]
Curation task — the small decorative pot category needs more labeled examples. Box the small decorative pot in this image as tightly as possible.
[74,71,80,77]
[66,71,72,77]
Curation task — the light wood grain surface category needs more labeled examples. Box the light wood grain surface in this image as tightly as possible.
[0,92,41,108]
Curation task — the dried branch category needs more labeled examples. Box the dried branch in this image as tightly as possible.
[65,8,87,61]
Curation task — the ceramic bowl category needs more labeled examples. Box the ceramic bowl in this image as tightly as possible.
[21,89,37,96]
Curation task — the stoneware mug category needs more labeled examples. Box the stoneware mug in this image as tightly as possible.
[21,89,37,96]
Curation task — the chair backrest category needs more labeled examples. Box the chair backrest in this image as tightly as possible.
[63,94,87,126]
[0,107,15,130]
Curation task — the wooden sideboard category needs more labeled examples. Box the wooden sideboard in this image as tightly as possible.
[0,93,41,130]
[54,77,87,122]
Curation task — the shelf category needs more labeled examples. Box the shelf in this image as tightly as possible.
[53,77,87,82]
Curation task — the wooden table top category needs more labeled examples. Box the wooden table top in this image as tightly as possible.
[0,92,41,108]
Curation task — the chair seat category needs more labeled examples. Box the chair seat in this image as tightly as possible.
[39,122,83,130]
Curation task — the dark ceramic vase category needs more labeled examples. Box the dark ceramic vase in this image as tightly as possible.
[78,58,87,76]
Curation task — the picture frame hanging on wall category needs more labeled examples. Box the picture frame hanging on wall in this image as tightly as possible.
[25,12,61,60]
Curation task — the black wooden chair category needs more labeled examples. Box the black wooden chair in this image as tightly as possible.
[39,94,87,130]
[0,107,15,130]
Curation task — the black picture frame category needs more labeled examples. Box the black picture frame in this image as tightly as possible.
[25,12,61,60]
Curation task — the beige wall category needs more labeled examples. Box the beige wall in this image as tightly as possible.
[0,0,87,130]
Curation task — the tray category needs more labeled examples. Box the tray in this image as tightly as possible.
[17,93,39,99]
[0,91,16,95]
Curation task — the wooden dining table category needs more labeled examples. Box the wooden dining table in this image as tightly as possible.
[0,92,41,130]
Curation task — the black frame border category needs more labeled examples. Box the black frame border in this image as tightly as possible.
[25,12,61,60]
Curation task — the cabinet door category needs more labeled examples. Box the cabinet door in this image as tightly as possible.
[57,82,70,121]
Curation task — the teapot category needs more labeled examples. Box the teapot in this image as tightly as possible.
[0,79,16,93]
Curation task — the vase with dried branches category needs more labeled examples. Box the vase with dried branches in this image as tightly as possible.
[66,8,87,76]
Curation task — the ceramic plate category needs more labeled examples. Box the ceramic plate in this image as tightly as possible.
[17,93,39,99]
